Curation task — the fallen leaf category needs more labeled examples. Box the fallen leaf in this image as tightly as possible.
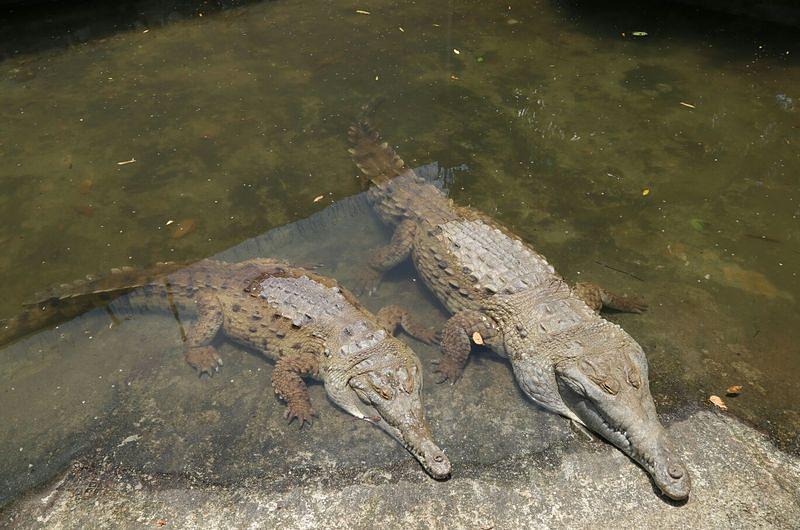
[453,48,461,55]
[632,31,648,37]
[355,9,370,15]
[689,218,705,232]
[313,195,324,203]
[165,219,174,225]
[721,264,780,299]
[709,395,727,411]
[78,179,93,195]
[74,204,94,217]
[171,218,197,239]
[679,102,696,109]
[642,187,650,197]
[472,332,484,345]
[726,385,743,396]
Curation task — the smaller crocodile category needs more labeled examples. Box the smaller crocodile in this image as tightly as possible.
[0,258,451,479]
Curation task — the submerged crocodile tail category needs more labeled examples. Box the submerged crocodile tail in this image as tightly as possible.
[347,121,408,186]
[0,261,190,347]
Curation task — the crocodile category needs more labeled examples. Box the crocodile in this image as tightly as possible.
[0,258,451,479]
[347,121,691,500]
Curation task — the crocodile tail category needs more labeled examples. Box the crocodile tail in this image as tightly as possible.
[0,261,190,347]
[347,121,408,186]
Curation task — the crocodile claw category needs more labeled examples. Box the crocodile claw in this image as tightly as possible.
[285,404,316,429]
[185,346,223,377]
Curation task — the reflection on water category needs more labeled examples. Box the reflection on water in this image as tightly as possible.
[0,0,798,509]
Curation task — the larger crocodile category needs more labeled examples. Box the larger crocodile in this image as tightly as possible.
[348,122,690,499]
[0,258,451,479]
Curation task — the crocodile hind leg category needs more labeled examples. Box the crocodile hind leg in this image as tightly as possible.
[183,293,225,377]
[433,310,496,384]
[376,305,438,345]
[272,351,319,428]
[355,219,416,295]
[574,282,647,314]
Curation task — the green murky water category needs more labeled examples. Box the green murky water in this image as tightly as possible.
[1,0,798,509]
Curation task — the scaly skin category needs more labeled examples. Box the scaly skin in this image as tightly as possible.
[1,258,451,480]
[349,121,690,500]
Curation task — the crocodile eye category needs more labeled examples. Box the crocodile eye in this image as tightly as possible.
[589,375,620,395]
[624,366,641,389]
[370,382,394,400]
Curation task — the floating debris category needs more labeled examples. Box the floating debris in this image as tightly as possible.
[117,158,136,166]
[355,9,371,15]
[642,187,651,197]
[726,385,743,396]
[313,195,324,203]
[453,48,461,55]
[632,31,648,37]
[709,395,727,411]
[775,93,794,111]
[679,102,696,109]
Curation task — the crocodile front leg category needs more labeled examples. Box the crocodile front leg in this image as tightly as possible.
[376,304,438,345]
[272,351,320,428]
[574,282,648,314]
[183,293,225,377]
[433,310,496,384]
[356,219,416,295]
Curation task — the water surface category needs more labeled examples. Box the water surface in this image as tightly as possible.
[1,0,798,508]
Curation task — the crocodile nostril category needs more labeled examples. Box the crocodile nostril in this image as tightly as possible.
[434,455,444,462]
[668,465,684,479]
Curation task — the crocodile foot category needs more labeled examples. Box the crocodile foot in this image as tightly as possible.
[432,357,465,384]
[185,346,223,377]
[352,267,382,296]
[285,402,316,428]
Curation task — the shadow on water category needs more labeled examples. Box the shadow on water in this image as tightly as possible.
[0,0,267,60]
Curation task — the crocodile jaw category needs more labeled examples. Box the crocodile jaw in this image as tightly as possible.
[555,361,691,500]
[341,342,451,480]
